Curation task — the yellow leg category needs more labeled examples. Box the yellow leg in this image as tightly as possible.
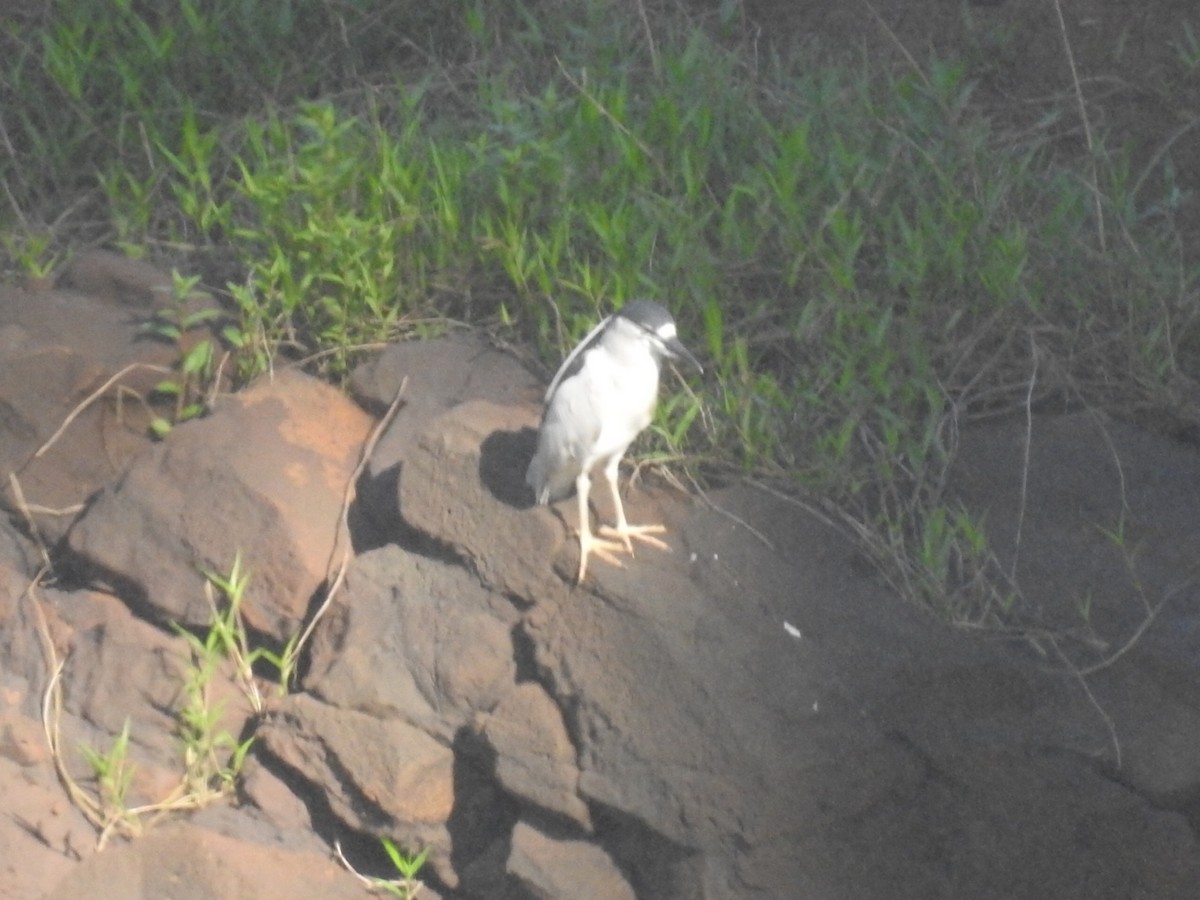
[596,461,669,555]
[574,470,630,583]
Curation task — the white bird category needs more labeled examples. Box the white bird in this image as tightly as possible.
[527,300,702,582]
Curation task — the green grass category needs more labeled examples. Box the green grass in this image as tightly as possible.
[138,270,240,436]
[335,836,428,898]
[60,557,275,848]
[4,1,1198,627]
[77,718,139,841]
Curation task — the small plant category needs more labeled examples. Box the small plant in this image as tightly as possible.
[58,554,286,849]
[197,551,299,707]
[377,839,430,898]
[169,553,279,801]
[1,231,61,280]
[77,718,141,841]
[1173,22,1200,71]
[336,837,429,898]
[173,639,255,802]
[140,270,238,437]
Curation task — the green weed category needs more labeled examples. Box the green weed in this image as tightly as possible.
[173,631,255,801]
[1173,22,1200,71]
[171,552,286,799]
[64,553,288,847]
[77,719,140,839]
[375,839,429,898]
[1,231,60,280]
[138,271,238,437]
[336,837,428,899]
[195,552,298,709]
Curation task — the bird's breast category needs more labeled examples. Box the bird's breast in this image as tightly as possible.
[587,356,660,455]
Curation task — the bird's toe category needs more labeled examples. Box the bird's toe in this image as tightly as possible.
[598,523,670,555]
[576,532,631,583]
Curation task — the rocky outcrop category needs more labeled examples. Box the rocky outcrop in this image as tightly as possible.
[0,252,181,546]
[43,825,366,900]
[4,260,1200,898]
[66,369,372,640]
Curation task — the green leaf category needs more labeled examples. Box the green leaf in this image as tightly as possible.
[179,342,213,379]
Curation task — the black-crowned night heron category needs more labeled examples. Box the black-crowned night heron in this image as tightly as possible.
[526,299,703,583]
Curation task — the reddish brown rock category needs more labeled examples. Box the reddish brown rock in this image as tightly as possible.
[0,751,95,899]
[0,277,175,544]
[507,821,635,900]
[56,249,182,310]
[66,369,373,640]
[398,398,569,600]
[347,331,542,541]
[304,545,519,736]
[256,692,456,884]
[481,682,591,831]
[43,823,366,900]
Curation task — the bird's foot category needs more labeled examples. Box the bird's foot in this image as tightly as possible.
[576,531,632,584]
[597,523,670,556]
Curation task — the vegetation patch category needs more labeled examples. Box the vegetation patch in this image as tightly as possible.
[4,0,1198,630]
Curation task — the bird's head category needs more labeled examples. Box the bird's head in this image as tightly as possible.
[615,299,703,374]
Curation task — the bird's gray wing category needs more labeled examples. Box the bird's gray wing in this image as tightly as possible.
[527,369,604,501]
[544,314,611,403]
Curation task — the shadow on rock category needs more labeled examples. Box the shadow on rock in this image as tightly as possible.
[479,426,539,510]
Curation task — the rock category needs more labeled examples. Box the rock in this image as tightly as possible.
[56,249,184,310]
[55,589,190,740]
[0,521,52,717]
[349,331,541,421]
[507,821,635,900]
[520,502,816,896]
[0,276,175,544]
[256,692,456,883]
[0,516,39,581]
[304,545,518,737]
[0,252,227,547]
[399,398,568,599]
[0,706,47,767]
[347,332,542,545]
[0,752,95,899]
[67,369,373,640]
[952,412,1200,798]
[268,545,533,889]
[670,482,1200,898]
[237,754,321,839]
[26,586,255,806]
[481,683,591,831]
[43,823,365,900]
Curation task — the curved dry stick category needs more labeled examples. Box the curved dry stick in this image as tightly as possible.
[1008,334,1038,586]
[33,362,170,460]
[288,376,410,683]
[1053,0,1106,252]
[1075,578,1193,678]
[28,575,110,838]
[7,473,53,572]
[1052,635,1123,769]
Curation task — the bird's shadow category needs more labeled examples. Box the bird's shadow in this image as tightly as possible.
[480,426,539,509]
